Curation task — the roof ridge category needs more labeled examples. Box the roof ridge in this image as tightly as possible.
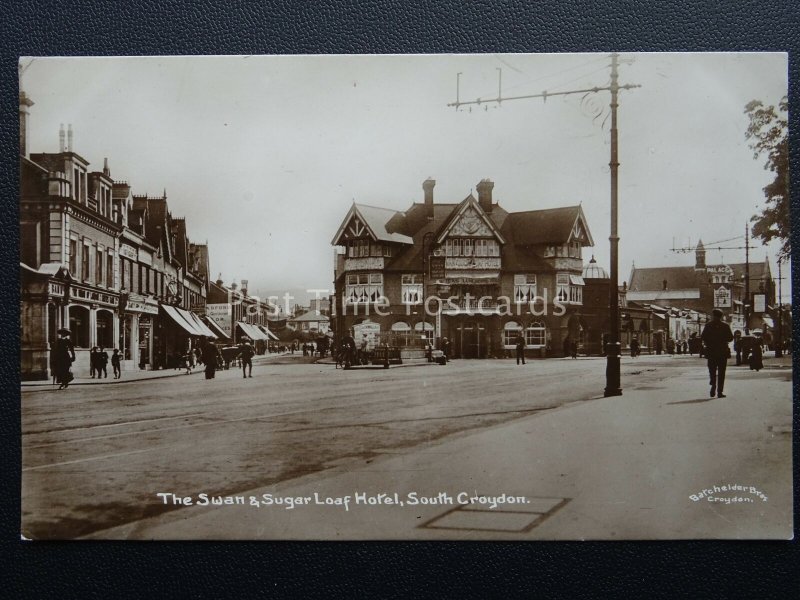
[512,205,581,215]
[355,202,402,212]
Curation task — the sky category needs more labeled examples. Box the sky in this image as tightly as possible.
[19,53,789,304]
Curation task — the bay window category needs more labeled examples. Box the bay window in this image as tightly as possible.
[345,272,384,304]
[401,274,423,305]
[446,238,499,257]
[513,274,537,303]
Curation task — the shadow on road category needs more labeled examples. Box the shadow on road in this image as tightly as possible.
[666,397,717,405]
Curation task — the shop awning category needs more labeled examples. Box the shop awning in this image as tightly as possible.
[257,325,279,341]
[202,316,230,340]
[762,316,774,328]
[162,304,206,336]
[186,311,218,338]
[236,321,269,341]
[569,275,585,286]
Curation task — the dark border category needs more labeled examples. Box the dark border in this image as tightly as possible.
[3,1,798,596]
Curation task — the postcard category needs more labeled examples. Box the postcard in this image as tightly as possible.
[19,53,791,539]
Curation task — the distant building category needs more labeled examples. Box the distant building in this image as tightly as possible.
[579,257,655,354]
[205,277,277,346]
[288,310,330,334]
[310,297,331,316]
[331,178,595,358]
[628,241,775,336]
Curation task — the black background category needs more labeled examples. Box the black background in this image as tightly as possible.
[3,1,798,596]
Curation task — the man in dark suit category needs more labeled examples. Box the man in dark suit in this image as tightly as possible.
[701,308,734,398]
[515,332,526,365]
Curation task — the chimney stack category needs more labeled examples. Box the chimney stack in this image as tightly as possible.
[19,91,34,157]
[59,123,66,152]
[103,157,110,177]
[216,273,224,286]
[241,279,249,297]
[422,178,435,212]
[476,179,494,213]
[67,123,73,152]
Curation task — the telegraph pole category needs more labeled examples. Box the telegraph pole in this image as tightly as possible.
[776,256,783,357]
[744,223,750,335]
[448,53,637,396]
[604,53,622,396]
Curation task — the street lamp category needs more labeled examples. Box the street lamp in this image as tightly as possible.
[422,231,435,352]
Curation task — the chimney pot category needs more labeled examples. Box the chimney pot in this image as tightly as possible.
[476,179,494,213]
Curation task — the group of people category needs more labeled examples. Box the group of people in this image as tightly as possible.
[89,347,122,379]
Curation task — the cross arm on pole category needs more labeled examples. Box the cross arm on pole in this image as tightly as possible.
[447,84,640,109]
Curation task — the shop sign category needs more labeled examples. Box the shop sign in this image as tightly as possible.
[753,294,766,313]
[120,243,137,260]
[126,299,159,314]
[353,321,381,351]
[137,248,153,265]
[429,256,446,280]
[206,303,232,337]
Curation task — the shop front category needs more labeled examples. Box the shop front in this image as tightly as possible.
[159,304,218,369]
[119,293,159,371]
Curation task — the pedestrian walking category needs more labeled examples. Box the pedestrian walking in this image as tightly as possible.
[239,336,254,378]
[201,338,217,379]
[515,331,526,365]
[563,336,571,358]
[98,347,109,378]
[733,330,742,365]
[441,337,451,362]
[570,340,578,359]
[630,337,640,358]
[89,346,98,378]
[701,308,733,398]
[111,349,121,379]
[53,328,76,390]
[748,340,764,372]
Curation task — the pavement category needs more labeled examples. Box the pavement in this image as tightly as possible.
[85,356,793,540]
[20,351,298,388]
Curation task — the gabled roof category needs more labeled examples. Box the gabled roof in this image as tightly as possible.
[506,205,594,246]
[134,196,172,261]
[331,203,414,245]
[289,310,330,323]
[435,194,506,245]
[628,266,700,291]
[728,260,770,284]
[629,259,773,293]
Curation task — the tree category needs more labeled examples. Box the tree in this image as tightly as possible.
[744,96,789,258]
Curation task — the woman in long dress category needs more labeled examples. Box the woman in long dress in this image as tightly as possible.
[53,329,76,389]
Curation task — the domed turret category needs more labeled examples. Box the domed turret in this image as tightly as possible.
[582,255,609,279]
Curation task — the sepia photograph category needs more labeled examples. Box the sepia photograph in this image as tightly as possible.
[19,52,791,540]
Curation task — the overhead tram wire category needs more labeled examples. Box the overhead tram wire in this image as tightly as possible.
[491,54,610,97]
[463,56,615,109]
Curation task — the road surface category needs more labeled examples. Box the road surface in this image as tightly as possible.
[21,354,792,539]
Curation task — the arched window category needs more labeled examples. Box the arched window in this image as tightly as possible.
[525,321,547,348]
[414,321,434,344]
[503,321,522,348]
[391,321,411,332]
